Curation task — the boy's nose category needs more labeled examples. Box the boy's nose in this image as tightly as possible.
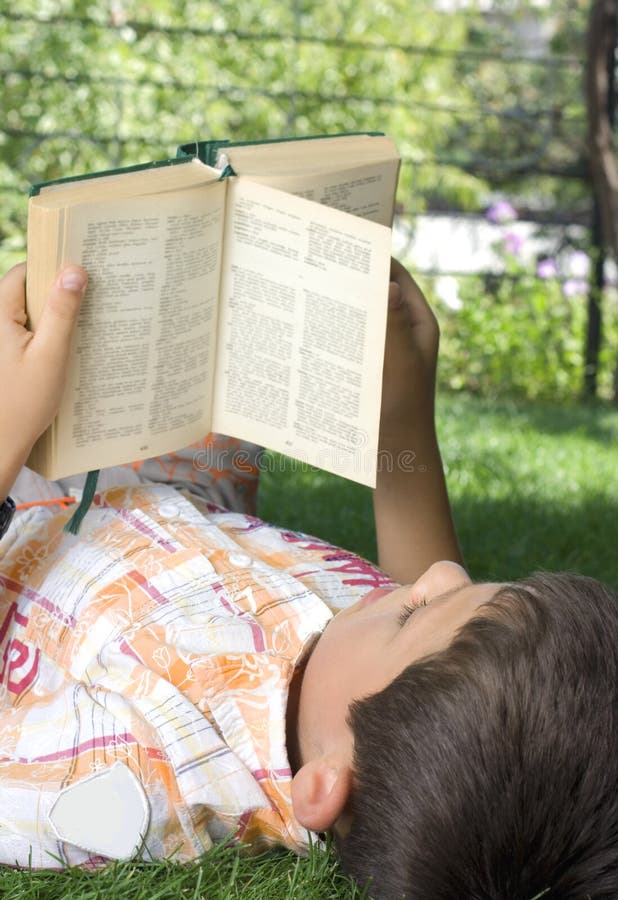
[413,560,471,602]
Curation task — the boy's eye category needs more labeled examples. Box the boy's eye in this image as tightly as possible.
[397,597,430,627]
[397,603,416,627]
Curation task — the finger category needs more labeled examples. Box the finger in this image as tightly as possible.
[28,266,88,365]
[0,262,28,327]
[390,258,436,330]
[388,281,403,310]
[385,279,415,357]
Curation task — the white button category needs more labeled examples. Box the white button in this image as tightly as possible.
[228,552,252,568]
[158,502,179,519]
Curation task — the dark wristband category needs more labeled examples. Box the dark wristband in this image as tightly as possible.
[0,496,16,539]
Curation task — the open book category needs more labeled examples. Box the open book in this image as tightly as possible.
[26,133,400,487]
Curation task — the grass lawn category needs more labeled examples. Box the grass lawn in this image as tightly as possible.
[259,392,618,586]
[2,394,617,899]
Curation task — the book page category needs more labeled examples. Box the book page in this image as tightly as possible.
[212,178,391,487]
[52,181,226,478]
[231,160,400,227]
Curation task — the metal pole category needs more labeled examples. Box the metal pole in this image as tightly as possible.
[584,199,604,399]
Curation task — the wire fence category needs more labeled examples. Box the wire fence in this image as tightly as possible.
[1,7,587,191]
[1,3,615,397]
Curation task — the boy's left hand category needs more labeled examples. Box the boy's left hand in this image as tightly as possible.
[0,263,87,498]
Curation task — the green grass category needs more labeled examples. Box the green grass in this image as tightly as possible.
[0,839,362,899]
[259,392,618,586]
[2,393,617,898]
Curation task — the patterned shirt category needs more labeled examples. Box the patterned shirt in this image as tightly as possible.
[0,484,395,868]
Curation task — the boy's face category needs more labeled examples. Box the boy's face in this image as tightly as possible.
[296,561,502,766]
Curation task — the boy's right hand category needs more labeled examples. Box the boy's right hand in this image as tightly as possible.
[379,258,439,449]
[0,263,87,500]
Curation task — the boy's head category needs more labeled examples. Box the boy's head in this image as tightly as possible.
[290,565,618,899]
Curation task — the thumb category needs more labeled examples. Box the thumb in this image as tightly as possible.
[385,280,412,353]
[30,266,87,363]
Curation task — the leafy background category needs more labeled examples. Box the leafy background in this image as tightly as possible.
[2,0,616,399]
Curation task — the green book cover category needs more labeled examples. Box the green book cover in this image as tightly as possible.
[29,155,192,198]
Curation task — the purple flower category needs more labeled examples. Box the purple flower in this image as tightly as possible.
[562,279,588,298]
[486,200,517,224]
[502,231,524,256]
[536,258,558,279]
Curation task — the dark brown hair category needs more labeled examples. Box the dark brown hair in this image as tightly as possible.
[339,573,618,899]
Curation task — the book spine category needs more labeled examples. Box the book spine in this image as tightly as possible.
[176,140,231,167]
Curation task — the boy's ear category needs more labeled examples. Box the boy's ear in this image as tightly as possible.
[291,757,352,832]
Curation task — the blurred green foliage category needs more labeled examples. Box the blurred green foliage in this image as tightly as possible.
[435,273,590,401]
[429,259,617,401]
[1,0,613,401]
[0,1,589,258]
[0,0,479,268]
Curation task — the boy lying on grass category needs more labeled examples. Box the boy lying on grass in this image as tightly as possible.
[0,259,617,899]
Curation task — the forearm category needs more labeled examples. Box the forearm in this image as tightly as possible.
[373,428,462,585]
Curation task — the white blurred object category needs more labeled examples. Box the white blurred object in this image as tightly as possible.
[434,275,463,310]
[568,250,591,279]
